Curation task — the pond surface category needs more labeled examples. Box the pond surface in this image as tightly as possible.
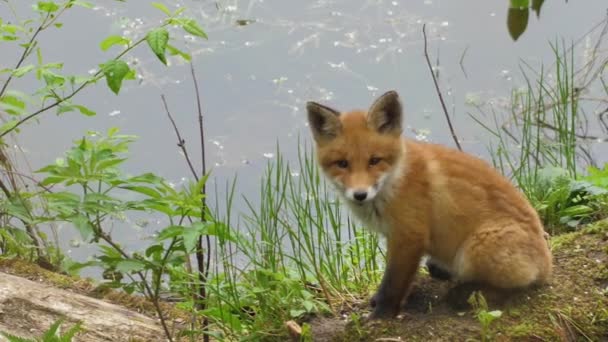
[5,0,608,263]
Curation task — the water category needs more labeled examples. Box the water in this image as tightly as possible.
[3,0,607,263]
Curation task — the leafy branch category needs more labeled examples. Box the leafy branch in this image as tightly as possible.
[0,1,206,139]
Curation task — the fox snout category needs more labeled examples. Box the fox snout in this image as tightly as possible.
[345,186,378,203]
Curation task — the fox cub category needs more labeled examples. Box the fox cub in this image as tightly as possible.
[306,91,552,319]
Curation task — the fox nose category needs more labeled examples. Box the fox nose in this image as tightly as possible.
[353,191,368,201]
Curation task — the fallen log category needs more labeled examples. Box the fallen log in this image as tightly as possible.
[0,271,165,341]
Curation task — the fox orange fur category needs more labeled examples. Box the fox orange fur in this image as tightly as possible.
[306,91,552,319]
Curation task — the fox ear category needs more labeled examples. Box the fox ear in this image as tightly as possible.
[367,90,402,135]
[306,102,342,141]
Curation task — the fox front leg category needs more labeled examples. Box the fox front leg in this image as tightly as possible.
[369,233,425,319]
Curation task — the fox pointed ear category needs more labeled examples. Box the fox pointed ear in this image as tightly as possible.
[306,102,342,142]
[367,91,403,135]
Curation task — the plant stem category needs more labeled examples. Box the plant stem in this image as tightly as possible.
[190,62,211,342]
[422,24,462,151]
[160,95,199,181]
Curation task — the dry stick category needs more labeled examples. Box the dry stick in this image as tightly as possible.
[159,97,202,337]
[190,62,211,342]
[422,23,462,151]
[160,95,199,181]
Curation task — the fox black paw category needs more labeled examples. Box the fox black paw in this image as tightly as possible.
[426,262,452,281]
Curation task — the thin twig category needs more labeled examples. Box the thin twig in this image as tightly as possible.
[0,169,54,193]
[422,24,462,151]
[0,13,49,99]
[160,95,199,180]
[190,62,211,342]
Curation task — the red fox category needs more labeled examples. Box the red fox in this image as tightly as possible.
[306,91,553,319]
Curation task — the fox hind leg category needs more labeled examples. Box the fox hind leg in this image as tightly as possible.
[454,224,552,290]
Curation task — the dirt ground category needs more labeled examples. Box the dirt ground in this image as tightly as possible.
[310,222,608,341]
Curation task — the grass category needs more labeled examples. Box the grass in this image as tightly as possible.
[469,39,608,234]
[200,145,384,339]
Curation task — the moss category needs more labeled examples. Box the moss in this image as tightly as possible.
[550,230,581,250]
[505,322,534,337]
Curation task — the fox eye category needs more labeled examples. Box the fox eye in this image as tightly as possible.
[369,157,382,166]
[335,159,349,168]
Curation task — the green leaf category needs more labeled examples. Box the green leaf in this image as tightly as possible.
[166,44,191,61]
[290,309,306,318]
[146,28,169,65]
[43,62,63,70]
[145,244,164,258]
[101,60,130,94]
[34,1,60,13]
[507,8,529,41]
[12,65,35,77]
[531,0,544,17]
[100,35,130,51]
[41,69,65,86]
[0,24,23,35]
[72,215,94,241]
[203,307,242,332]
[0,95,26,115]
[57,104,96,116]
[71,0,94,8]
[182,225,200,252]
[0,120,18,136]
[510,0,529,8]
[41,319,63,340]
[74,104,96,116]
[181,19,207,39]
[151,2,171,15]
[156,225,185,241]
[115,259,146,273]
[120,185,162,199]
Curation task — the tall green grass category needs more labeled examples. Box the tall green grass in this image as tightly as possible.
[469,40,608,232]
[201,145,383,339]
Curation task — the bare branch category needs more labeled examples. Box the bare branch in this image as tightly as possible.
[422,24,462,151]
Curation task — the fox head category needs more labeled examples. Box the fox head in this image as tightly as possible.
[306,91,405,204]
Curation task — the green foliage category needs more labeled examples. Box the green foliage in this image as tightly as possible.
[525,167,608,233]
[468,40,608,233]
[1,319,82,342]
[468,292,503,342]
[100,60,133,95]
[0,1,204,139]
[507,0,545,41]
[146,28,169,65]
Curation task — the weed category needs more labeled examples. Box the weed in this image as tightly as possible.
[468,291,503,342]
[1,319,82,342]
